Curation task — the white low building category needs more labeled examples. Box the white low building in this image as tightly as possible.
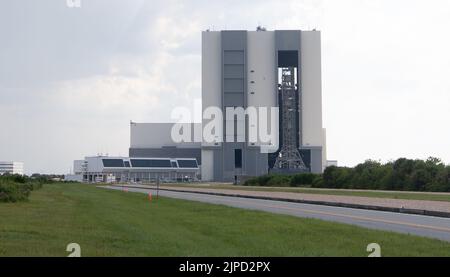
[0,161,24,175]
[71,156,200,183]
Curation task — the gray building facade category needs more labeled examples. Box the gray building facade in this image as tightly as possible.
[201,29,326,182]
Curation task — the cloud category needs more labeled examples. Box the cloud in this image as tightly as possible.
[0,0,449,174]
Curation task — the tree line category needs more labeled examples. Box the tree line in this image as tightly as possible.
[244,157,450,192]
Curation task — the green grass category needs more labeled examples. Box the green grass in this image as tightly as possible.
[157,183,450,202]
[1,183,450,257]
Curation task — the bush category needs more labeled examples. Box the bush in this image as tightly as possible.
[311,176,324,188]
[266,175,292,187]
[322,166,352,189]
[243,174,292,187]
[0,174,27,184]
[290,173,319,187]
[0,182,31,202]
[243,175,272,186]
[0,174,45,203]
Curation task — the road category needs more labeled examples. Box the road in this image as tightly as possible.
[103,185,450,242]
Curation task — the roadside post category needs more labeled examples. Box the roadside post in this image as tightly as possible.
[156,177,160,200]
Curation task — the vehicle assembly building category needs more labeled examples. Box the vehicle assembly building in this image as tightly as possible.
[71,28,327,183]
[201,29,326,182]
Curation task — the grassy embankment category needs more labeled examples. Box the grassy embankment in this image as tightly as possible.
[1,183,450,256]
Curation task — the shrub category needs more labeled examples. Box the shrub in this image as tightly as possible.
[0,174,45,203]
[322,166,352,189]
[244,175,271,186]
[311,176,325,188]
[0,182,32,202]
[243,174,292,187]
[290,173,318,187]
[266,175,292,187]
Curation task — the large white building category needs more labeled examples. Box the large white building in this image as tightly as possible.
[0,161,24,175]
[201,29,326,181]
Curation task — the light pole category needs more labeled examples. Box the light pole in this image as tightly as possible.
[156,176,160,200]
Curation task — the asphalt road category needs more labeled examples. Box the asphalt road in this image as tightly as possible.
[103,186,450,242]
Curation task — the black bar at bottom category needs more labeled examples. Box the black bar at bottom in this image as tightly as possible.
[1,257,449,275]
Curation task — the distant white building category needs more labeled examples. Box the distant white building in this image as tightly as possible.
[326,160,338,167]
[0,161,24,175]
[64,174,84,182]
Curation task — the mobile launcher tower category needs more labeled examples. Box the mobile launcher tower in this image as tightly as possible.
[272,66,308,173]
[200,28,327,181]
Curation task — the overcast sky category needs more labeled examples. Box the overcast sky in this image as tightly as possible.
[1,0,449,174]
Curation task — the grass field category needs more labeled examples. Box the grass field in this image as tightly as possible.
[157,183,450,202]
[1,183,450,257]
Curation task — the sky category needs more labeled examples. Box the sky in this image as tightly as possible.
[0,0,449,174]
